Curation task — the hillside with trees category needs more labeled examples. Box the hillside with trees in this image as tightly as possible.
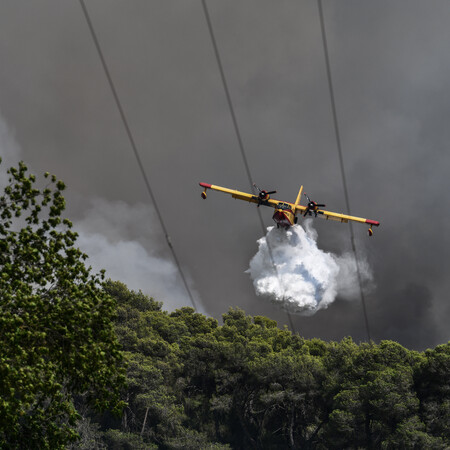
[0,162,449,449]
[81,281,448,449]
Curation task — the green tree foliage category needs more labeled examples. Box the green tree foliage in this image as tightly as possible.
[178,308,329,448]
[101,282,449,449]
[323,341,427,448]
[103,281,227,449]
[415,343,450,443]
[0,161,125,448]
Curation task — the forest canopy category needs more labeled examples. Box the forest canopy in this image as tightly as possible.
[85,281,449,449]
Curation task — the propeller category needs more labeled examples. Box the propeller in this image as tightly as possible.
[253,183,276,201]
[303,193,326,217]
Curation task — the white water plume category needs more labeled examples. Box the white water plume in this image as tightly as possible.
[247,222,373,315]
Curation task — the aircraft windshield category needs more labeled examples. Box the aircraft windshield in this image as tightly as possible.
[277,203,291,211]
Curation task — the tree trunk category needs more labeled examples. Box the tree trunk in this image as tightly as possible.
[289,408,297,449]
[141,407,149,436]
[365,411,372,449]
[122,408,128,432]
[122,393,129,432]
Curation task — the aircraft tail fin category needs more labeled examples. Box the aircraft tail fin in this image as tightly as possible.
[294,185,303,211]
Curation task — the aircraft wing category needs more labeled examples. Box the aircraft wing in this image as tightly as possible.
[316,208,380,227]
[293,204,307,214]
[199,182,280,208]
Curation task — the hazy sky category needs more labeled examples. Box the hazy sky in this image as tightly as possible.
[0,1,449,350]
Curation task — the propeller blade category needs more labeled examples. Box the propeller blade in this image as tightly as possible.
[304,193,311,202]
[266,190,277,195]
[316,204,326,207]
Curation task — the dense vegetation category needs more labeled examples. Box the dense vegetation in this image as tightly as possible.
[0,162,125,448]
[0,162,448,448]
[77,281,448,449]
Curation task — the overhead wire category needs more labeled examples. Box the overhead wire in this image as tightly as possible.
[78,0,198,312]
[317,0,372,342]
[201,0,296,333]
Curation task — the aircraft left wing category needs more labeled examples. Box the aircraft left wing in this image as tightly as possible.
[315,208,380,228]
[199,182,280,209]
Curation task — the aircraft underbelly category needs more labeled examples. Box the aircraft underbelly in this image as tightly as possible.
[272,210,292,227]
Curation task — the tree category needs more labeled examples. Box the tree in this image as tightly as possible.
[0,161,125,448]
[415,343,450,444]
[321,340,437,449]
[104,281,228,449]
[85,285,450,448]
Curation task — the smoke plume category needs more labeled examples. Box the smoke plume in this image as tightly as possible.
[247,222,373,315]
[0,111,199,312]
[74,198,200,311]
[0,112,21,188]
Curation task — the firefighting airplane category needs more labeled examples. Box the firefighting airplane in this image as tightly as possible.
[199,182,380,236]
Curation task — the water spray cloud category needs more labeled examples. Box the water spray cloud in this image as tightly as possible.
[247,223,373,315]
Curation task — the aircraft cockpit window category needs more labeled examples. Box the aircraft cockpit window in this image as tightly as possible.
[277,203,291,210]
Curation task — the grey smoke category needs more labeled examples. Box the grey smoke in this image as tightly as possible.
[0,1,448,349]
[74,199,199,311]
[0,112,21,187]
[0,113,198,312]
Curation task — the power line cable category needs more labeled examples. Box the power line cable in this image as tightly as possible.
[317,0,371,342]
[79,0,198,311]
[201,0,295,333]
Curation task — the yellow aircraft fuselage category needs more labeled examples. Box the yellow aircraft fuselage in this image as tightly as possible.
[272,202,296,228]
